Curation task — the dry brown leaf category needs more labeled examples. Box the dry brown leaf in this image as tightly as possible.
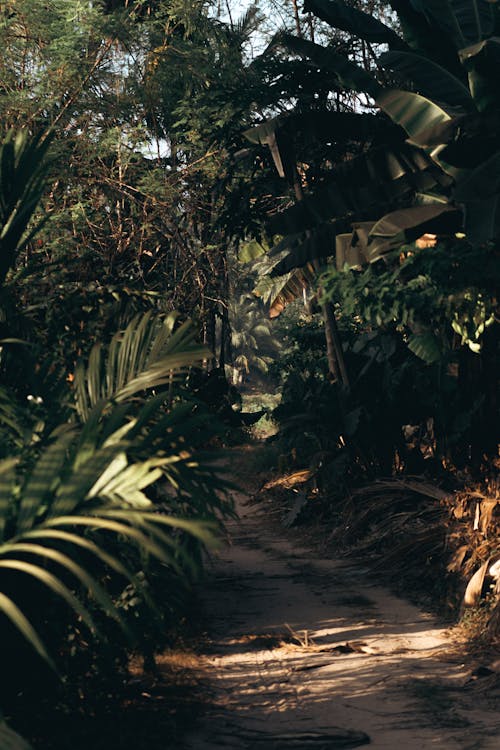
[447,545,469,573]
[480,500,498,535]
[473,502,480,531]
[463,560,490,607]
[262,470,312,491]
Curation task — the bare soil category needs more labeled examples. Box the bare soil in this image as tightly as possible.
[184,472,500,749]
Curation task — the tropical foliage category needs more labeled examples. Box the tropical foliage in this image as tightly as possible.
[229,293,282,384]
[243,0,499,469]
[0,1,499,745]
[0,119,231,746]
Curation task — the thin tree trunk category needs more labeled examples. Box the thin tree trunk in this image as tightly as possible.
[219,305,231,369]
[293,169,349,386]
[321,297,349,388]
[290,0,302,37]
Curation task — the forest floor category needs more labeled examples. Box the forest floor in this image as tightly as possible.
[182,445,500,750]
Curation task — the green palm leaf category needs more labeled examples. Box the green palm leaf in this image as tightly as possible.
[17,431,76,533]
[0,591,54,671]
[74,313,209,420]
[0,555,99,637]
[23,528,158,613]
[43,515,177,566]
[0,547,128,633]
[0,129,53,286]
[0,458,18,542]
[0,720,33,750]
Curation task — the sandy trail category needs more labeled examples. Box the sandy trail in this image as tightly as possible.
[184,489,500,749]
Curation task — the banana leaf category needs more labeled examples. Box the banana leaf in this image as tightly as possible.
[336,228,373,269]
[416,0,497,48]
[454,150,500,241]
[407,331,443,363]
[268,141,451,237]
[365,204,462,261]
[391,0,465,78]
[379,51,474,110]
[453,148,500,201]
[245,111,401,151]
[459,37,500,111]
[462,194,500,243]
[269,223,339,276]
[304,0,405,48]
[254,262,317,318]
[369,203,462,239]
[280,33,382,99]
[377,89,453,143]
[242,117,296,180]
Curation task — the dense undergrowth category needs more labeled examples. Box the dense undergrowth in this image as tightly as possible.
[242,305,499,643]
[0,130,235,749]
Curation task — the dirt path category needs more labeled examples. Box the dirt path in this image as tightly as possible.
[184,488,500,750]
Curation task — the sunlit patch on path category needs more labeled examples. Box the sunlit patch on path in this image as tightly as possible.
[185,490,500,750]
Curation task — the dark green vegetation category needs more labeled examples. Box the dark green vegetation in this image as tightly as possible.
[243,0,500,648]
[0,0,498,747]
[247,0,499,476]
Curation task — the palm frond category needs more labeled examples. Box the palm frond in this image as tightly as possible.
[0,129,53,286]
[74,313,209,420]
[0,719,34,750]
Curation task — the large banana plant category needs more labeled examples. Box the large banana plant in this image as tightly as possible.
[245,0,500,333]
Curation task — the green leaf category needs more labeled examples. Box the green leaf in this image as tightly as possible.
[87,457,167,509]
[74,313,210,418]
[254,263,317,318]
[267,142,449,238]
[407,331,443,363]
[460,193,500,242]
[269,224,338,276]
[453,148,500,200]
[0,546,126,631]
[379,51,474,110]
[392,1,462,74]
[305,0,405,47]
[369,204,462,239]
[51,445,123,517]
[0,458,18,542]
[238,238,269,263]
[0,554,98,637]
[242,117,294,179]
[17,432,76,533]
[23,529,158,613]
[459,38,500,111]
[0,720,33,750]
[418,0,496,48]
[102,510,217,548]
[0,129,54,286]
[44,515,175,566]
[0,591,54,670]
[280,33,382,99]
[376,89,453,143]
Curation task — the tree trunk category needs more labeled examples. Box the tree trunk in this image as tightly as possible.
[290,0,302,37]
[292,169,349,387]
